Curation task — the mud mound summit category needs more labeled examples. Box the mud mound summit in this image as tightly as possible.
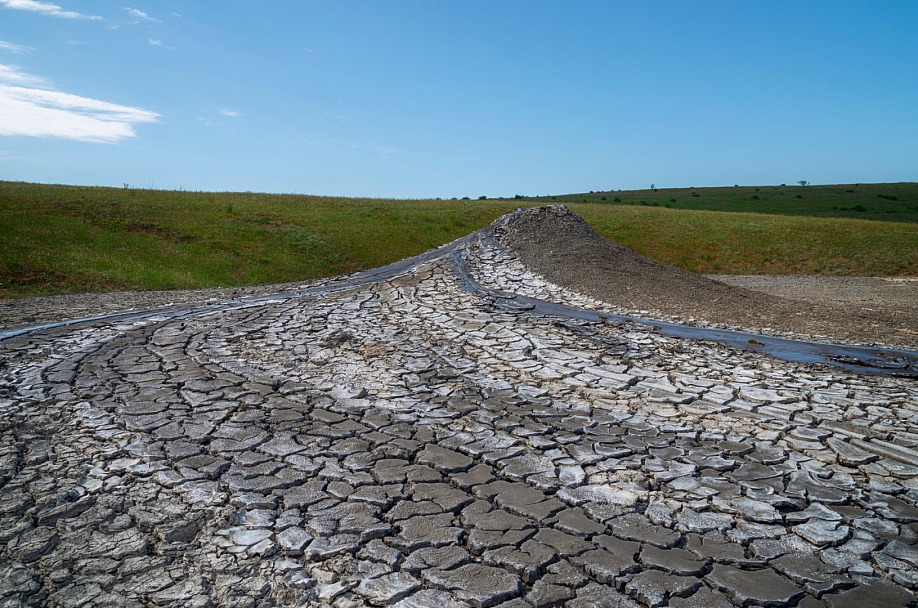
[499,205,916,349]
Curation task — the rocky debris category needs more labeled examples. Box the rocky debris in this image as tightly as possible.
[1,206,917,607]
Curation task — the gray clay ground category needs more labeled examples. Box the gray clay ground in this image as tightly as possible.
[1,207,916,607]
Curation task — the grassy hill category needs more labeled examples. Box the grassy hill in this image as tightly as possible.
[529,182,918,223]
[2,181,916,298]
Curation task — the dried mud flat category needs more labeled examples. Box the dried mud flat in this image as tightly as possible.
[1,206,916,607]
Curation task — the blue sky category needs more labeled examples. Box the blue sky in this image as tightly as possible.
[1,1,916,198]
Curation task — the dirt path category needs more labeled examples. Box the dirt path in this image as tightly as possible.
[711,274,918,308]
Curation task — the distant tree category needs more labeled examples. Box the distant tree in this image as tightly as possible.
[798,180,809,187]
[650,184,656,191]
[478,195,487,200]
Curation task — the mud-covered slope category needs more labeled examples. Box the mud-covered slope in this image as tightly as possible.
[501,205,917,348]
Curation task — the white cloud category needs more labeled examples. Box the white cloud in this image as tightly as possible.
[0,64,46,86]
[126,7,159,22]
[148,39,171,49]
[219,109,240,117]
[0,0,101,20]
[0,40,35,53]
[0,64,158,143]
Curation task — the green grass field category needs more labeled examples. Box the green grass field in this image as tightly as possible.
[530,182,918,223]
[2,181,916,298]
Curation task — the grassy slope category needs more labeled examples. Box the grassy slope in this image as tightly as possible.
[0,182,520,298]
[2,181,916,298]
[535,182,918,223]
[570,204,917,276]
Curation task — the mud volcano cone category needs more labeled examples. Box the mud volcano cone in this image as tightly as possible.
[500,205,759,316]
[497,205,915,348]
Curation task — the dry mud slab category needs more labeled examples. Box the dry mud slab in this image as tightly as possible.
[1,206,916,607]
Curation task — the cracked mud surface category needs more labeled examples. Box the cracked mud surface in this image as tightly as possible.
[2,206,917,607]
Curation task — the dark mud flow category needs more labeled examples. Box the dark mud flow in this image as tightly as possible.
[451,244,918,378]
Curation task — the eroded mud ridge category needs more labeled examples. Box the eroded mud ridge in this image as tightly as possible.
[2,208,917,607]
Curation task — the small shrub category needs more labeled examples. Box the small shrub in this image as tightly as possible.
[286,231,326,254]
[613,197,622,203]
[691,192,700,198]
[796,195,803,199]
[852,205,867,212]
[601,196,607,201]
[669,198,676,203]
[751,195,760,200]
[878,194,898,201]
[478,195,487,200]
[846,189,854,193]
